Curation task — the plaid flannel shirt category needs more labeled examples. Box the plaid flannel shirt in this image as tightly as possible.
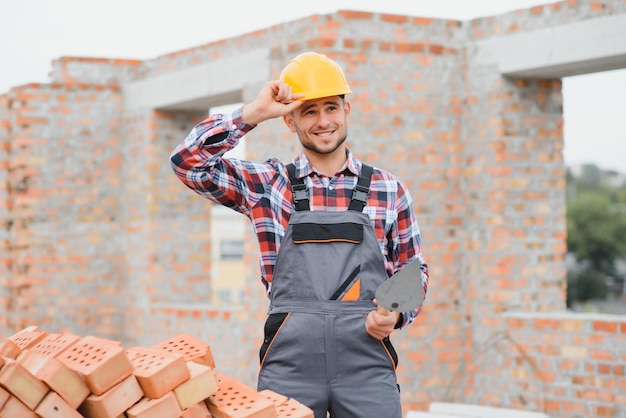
[170,107,428,328]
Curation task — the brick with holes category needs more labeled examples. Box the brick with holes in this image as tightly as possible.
[0,358,49,409]
[126,392,183,418]
[206,372,277,418]
[28,332,82,358]
[258,389,288,407]
[151,334,215,369]
[9,330,48,351]
[173,361,218,410]
[78,374,144,418]
[57,335,134,395]
[127,346,191,399]
[35,390,83,418]
[275,398,314,418]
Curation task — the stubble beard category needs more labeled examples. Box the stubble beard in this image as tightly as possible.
[300,130,348,155]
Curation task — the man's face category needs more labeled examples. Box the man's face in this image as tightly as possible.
[283,96,350,156]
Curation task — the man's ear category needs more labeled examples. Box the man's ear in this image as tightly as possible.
[283,113,297,133]
[344,101,351,118]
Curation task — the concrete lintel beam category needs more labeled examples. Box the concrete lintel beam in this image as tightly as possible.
[124,48,270,111]
[475,14,626,79]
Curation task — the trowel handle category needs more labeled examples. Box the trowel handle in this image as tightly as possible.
[377,306,390,316]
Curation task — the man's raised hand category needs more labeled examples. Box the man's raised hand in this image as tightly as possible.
[242,81,304,126]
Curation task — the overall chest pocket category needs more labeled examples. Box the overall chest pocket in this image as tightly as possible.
[292,222,363,244]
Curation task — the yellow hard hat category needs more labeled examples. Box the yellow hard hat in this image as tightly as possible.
[280,52,352,101]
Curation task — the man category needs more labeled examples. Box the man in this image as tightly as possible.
[170,51,428,418]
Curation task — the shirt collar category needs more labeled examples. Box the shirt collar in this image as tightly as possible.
[292,148,361,179]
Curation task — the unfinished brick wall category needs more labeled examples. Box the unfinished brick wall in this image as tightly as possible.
[0,78,130,338]
[1,0,626,416]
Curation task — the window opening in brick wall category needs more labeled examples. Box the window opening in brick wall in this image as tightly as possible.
[220,239,244,261]
[563,68,626,314]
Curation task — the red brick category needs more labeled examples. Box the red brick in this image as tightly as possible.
[34,353,90,409]
[0,395,38,417]
[593,320,618,333]
[337,10,374,20]
[127,346,190,399]
[182,400,213,417]
[9,330,47,350]
[173,361,218,410]
[126,392,182,418]
[78,374,144,418]
[35,391,83,418]
[260,389,312,417]
[29,332,82,357]
[259,389,288,407]
[0,339,21,359]
[151,334,215,369]
[276,398,313,418]
[207,372,277,418]
[57,335,134,395]
[0,386,8,409]
[0,359,49,409]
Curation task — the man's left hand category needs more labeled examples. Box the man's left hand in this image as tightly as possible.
[365,302,400,340]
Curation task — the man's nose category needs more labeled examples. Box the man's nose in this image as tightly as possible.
[316,113,331,127]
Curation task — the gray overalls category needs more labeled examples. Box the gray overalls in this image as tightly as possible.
[257,164,402,418]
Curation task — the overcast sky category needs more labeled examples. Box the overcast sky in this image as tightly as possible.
[0,0,624,172]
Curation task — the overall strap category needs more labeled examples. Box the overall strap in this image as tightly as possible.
[348,164,373,212]
[286,163,310,211]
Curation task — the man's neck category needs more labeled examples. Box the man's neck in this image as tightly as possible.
[303,148,348,177]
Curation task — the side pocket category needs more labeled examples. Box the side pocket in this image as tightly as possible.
[381,336,399,370]
[259,312,289,367]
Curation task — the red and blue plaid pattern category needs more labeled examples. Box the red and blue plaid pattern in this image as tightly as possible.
[170,107,428,328]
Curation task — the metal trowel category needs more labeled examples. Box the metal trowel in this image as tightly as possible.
[375,258,424,316]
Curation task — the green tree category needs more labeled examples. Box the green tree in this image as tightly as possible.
[567,189,626,305]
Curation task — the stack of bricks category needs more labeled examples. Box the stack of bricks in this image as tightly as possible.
[0,326,313,418]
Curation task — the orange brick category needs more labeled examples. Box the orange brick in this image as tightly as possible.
[151,334,216,369]
[593,321,618,333]
[9,330,48,350]
[35,391,83,418]
[126,392,182,418]
[207,372,277,418]
[0,339,21,359]
[0,386,8,409]
[259,389,288,407]
[0,395,38,417]
[17,348,44,369]
[29,332,82,357]
[259,389,312,417]
[182,401,213,417]
[34,353,90,409]
[173,361,218,410]
[57,335,134,395]
[82,335,124,347]
[127,346,190,399]
[276,398,313,418]
[0,359,49,409]
[78,374,144,418]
